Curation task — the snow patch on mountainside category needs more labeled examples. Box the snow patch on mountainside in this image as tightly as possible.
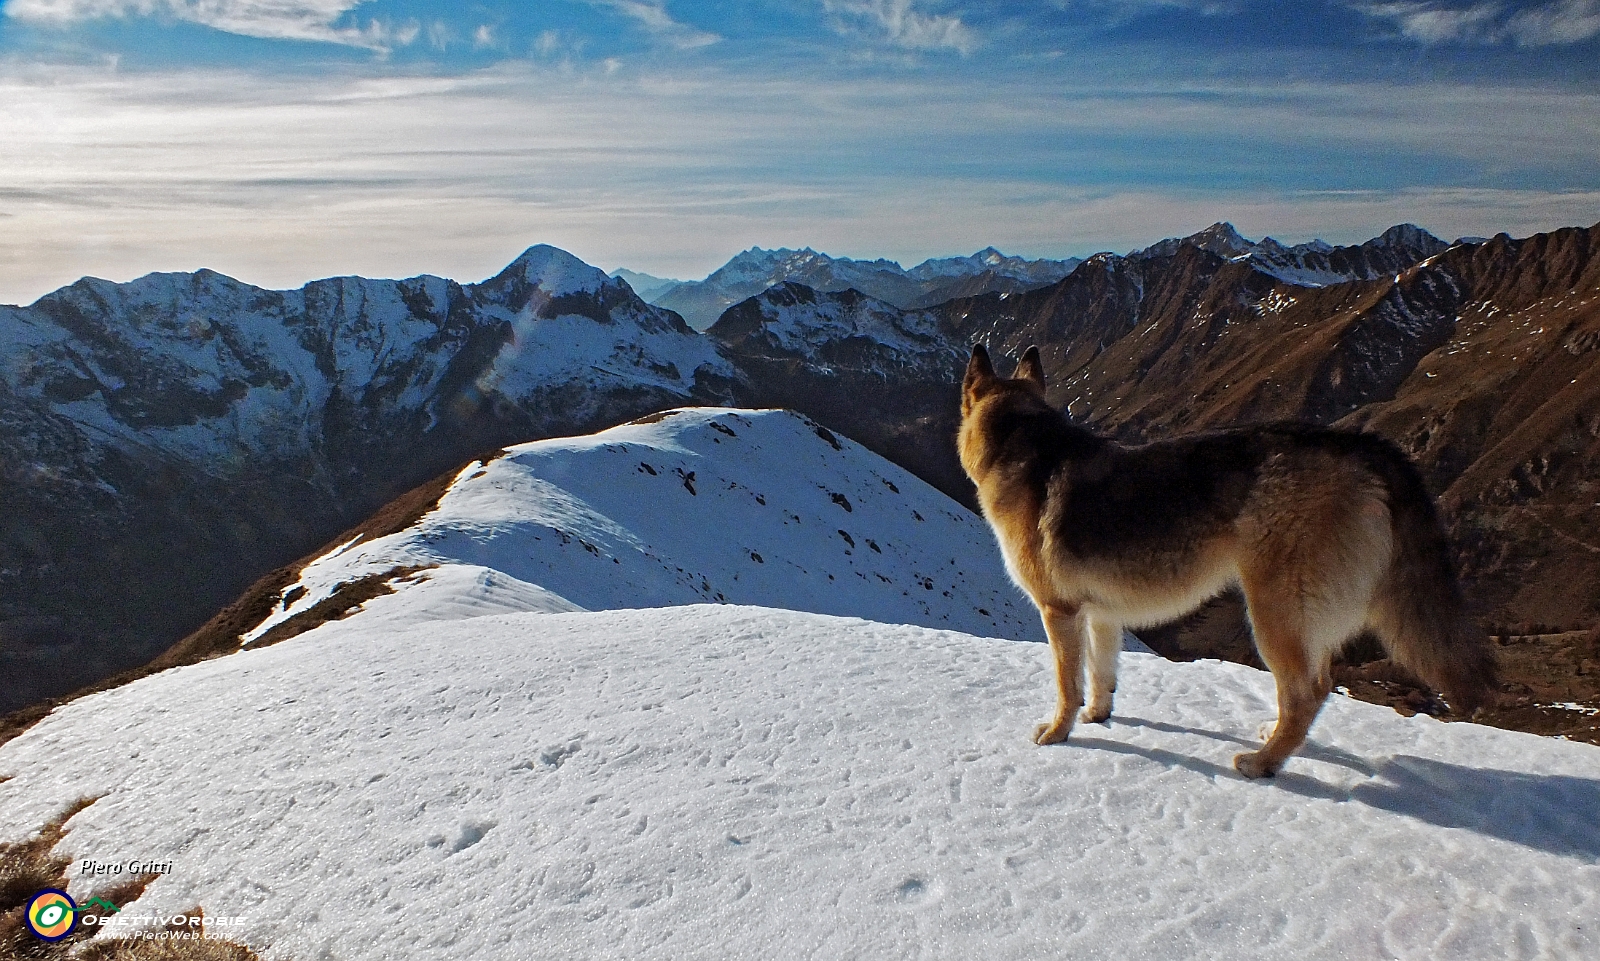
[708,283,964,381]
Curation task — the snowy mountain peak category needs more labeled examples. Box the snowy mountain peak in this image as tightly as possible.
[491,243,619,299]
[1369,223,1449,256]
[1132,221,1253,261]
[1192,221,1253,256]
[1130,222,1451,287]
[904,248,1080,285]
[656,245,1084,330]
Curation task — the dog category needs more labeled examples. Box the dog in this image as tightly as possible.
[958,343,1496,777]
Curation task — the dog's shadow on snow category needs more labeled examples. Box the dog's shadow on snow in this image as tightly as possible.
[1071,716,1600,861]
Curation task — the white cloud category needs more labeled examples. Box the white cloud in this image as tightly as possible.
[1504,0,1600,44]
[1054,1,1242,18]
[0,63,1596,303]
[4,0,419,52]
[823,0,977,53]
[586,1,721,50]
[1353,1,1600,46]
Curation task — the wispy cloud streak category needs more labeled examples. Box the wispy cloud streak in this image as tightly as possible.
[822,0,976,53]
[4,0,419,51]
[1353,0,1600,46]
[586,1,720,49]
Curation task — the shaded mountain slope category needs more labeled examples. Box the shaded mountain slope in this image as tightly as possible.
[707,285,972,507]
[0,246,735,712]
[933,223,1600,734]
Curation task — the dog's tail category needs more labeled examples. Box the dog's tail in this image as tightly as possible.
[1365,447,1498,714]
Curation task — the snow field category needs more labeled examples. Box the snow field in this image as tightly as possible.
[1,605,1596,960]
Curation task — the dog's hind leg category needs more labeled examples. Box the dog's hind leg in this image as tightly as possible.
[1233,581,1333,778]
[1034,604,1085,745]
[1082,616,1120,724]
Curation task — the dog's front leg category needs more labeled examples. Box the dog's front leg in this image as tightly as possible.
[1034,604,1085,745]
[1082,615,1120,724]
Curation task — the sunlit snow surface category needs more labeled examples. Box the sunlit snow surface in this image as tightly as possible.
[2,409,1597,960]
[2,608,1598,959]
[242,408,1042,645]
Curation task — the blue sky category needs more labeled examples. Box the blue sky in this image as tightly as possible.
[1,1,1598,302]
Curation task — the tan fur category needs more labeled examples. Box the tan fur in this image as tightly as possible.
[959,344,1495,778]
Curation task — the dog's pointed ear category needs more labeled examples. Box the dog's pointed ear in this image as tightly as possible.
[966,343,995,385]
[962,344,996,415]
[1016,345,1045,389]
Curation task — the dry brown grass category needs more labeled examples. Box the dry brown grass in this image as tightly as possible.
[251,566,436,649]
[0,802,267,960]
[0,451,503,752]
[0,798,96,917]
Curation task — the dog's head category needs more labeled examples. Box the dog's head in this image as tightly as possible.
[961,343,1046,419]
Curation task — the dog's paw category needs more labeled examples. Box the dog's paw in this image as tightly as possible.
[1232,751,1279,779]
[1081,703,1112,725]
[1033,721,1073,745]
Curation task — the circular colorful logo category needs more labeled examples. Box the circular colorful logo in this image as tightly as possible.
[25,889,78,941]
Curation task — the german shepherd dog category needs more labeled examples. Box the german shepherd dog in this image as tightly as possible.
[958,344,1496,777]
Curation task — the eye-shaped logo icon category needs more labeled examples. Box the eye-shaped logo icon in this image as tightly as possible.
[25,889,78,941]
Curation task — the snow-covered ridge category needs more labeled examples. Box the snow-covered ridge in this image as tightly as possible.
[1130,222,1453,287]
[242,407,1040,646]
[708,284,965,381]
[905,245,1080,285]
[651,245,1083,330]
[0,244,731,476]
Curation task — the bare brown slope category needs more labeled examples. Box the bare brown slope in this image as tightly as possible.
[1348,226,1600,632]
[945,223,1600,737]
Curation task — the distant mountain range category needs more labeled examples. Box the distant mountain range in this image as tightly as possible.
[608,267,684,301]
[5,220,1598,739]
[1128,222,1451,286]
[615,226,1462,332]
[641,246,1083,330]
